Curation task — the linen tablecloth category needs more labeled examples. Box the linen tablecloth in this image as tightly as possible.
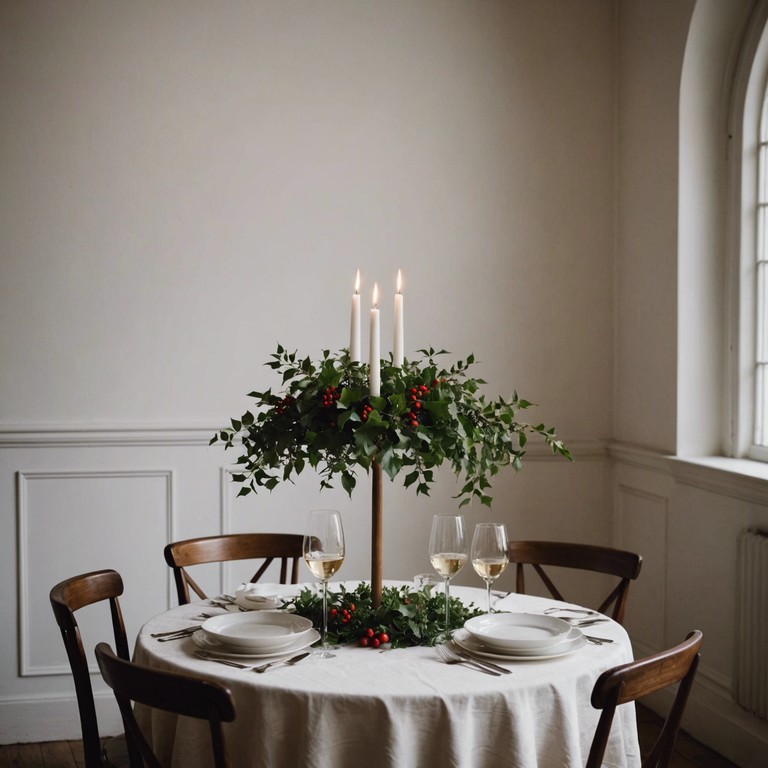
[133,582,641,768]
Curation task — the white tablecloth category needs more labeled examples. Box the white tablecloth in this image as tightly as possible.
[133,582,641,768]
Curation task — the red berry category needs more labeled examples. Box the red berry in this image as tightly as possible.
[349,603,355,611]
[370,638,380,648]
[359,637,369,647]
[365,628,375,638]
[330,608,338,617]
[377,632,389,644]
[411,420,418,427]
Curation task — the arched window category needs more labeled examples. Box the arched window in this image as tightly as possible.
[728,1,768,462]
[755,88,768,456]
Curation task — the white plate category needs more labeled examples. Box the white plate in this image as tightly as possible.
[453,628,587,661]
[201,612,313,651]
[464,613,572,652]
[460,626,583,657]
[192,629,320,659]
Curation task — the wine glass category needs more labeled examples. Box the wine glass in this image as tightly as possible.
[471,523,509,613]
[428,513,467,643]
[303,509,345,658]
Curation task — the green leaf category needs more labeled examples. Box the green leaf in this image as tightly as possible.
[209,343,569,507]
[341,471,356,495]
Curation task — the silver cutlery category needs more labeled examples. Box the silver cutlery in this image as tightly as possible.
[253,651,310,674]
[209,595,244,609]
[566,618,609,628]
[584,635,614,644]
[454,649,512,675]
[435,643,501,676]
[194,651,251,669]
[157,629,199,642]
[151,625,201,638]
[544,607,598,617]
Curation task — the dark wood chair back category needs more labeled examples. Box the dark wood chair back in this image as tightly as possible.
[95,643,236,768]
[507,540,643,624]
[164,532,304,604]
[49,569,134,768]
[587,630,703,768]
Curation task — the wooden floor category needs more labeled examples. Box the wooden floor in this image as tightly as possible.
[0,705,740,767]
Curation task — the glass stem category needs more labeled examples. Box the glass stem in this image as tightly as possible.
[444,577,451,634]
[321,579,328,647]
[486,579,493,613]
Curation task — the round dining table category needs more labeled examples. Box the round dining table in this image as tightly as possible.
[132,581,641,768]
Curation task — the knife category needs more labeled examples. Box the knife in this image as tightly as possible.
[151,625,201,638]
[456,651,512,674]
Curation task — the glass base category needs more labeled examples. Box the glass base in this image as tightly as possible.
[313,640,340,658]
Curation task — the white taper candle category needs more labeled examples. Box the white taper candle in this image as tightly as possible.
[350,270,361,362]
[370,283,380,396]
[393,269,404,368]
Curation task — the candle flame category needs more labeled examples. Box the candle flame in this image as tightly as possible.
[372,282,379,308]
[355,269,360,294]
[396,269,402,294]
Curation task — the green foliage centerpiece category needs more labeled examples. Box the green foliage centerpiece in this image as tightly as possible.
[211,344,571,610]
[212,345,570,503]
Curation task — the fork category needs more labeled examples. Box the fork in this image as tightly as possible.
[253,651,310,673]
[435,644,501,676]
[565,617,609,627]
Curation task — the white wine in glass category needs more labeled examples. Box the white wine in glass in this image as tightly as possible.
[471,523,509,613]
[429,513,467,642]
[303,509,345,657]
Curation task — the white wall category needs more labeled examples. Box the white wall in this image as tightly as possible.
[0,0,615,743]
[615,1,768,765]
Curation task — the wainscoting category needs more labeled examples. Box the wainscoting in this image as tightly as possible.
[4,427,768,767]
[612,443,768,768]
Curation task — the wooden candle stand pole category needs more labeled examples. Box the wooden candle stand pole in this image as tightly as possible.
[371,461,383,608]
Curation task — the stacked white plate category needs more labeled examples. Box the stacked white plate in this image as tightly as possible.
[192,612,318,659]
[455,613,586,661]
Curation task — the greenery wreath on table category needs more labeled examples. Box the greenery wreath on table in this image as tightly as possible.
[282,582,483,648]
[211,345,571,507]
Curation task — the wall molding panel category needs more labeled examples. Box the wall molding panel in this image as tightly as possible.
[16,468,175,678]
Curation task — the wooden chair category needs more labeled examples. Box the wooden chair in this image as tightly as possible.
[49,569,135,768]
[164,532,304,605]
[587,630,703,768]
[507,540,643,624]
[95,642,236,768]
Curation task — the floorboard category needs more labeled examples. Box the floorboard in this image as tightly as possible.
[0,706,741,767]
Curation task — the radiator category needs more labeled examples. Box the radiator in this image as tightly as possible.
[734,527,768,719]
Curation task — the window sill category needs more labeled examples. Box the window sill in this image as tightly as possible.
[667,455,768,505]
